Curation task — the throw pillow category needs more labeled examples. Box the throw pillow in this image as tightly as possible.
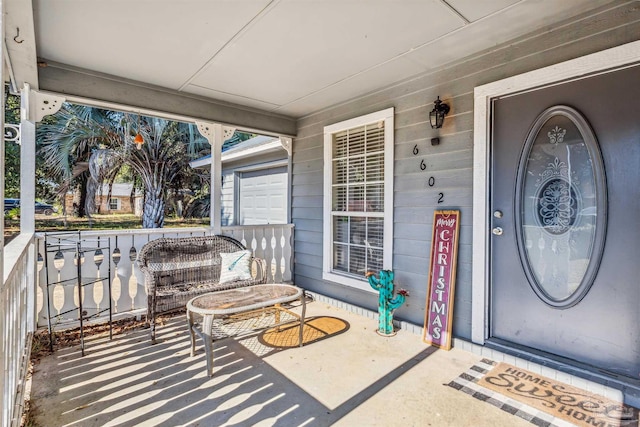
[219,250,253,284]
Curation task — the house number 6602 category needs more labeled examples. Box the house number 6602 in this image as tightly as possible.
[420,159,426,171]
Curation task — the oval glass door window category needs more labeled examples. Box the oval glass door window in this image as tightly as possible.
[515,105,607,308]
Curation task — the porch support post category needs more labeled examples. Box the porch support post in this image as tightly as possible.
[20,88,64,233]
[20,84,35,234]
[0,1,5,422]
[195,122,235,234]
[0,6,4,261]
[210,124,223,234]
[280,137,293,223]
[20,84,39,337]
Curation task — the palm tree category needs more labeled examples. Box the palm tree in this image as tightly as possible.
[38,105,106,218]
[38,104,208,228]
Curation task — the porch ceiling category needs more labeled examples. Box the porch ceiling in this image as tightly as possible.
[9,0,618,120]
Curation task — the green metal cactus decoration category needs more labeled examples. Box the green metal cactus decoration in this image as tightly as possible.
[366,270,409,336]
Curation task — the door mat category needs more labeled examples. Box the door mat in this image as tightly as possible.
[258,316,349,348]
[448,359,638,427]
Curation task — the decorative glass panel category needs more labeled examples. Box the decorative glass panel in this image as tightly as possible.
[516,106,606,307]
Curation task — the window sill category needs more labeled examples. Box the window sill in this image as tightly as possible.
[322,271,377,294]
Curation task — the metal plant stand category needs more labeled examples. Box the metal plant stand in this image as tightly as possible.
[44,231,112,356]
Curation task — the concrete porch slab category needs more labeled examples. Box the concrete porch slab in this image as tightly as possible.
[28,300,579,426]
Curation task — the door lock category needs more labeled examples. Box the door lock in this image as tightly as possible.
[492,227,503,236]
[493,210,503,219]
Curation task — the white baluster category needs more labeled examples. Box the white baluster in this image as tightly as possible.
[128,240,138,312]
[273,227,283,283]
[111,246,122,313]
[93,247,104,312]
[72,251,86,309]
[36,250,45,325]
[283,226,293,282]
[132,234,148,311]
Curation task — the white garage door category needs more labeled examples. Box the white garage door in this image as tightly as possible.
[239,166,287,225]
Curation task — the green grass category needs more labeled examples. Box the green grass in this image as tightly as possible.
[5,214,210,243]
[35,214,209,231]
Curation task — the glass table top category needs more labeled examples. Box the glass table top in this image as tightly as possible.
[188,284,301,314]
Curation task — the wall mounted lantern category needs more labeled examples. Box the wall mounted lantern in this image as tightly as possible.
[429,96,450,129]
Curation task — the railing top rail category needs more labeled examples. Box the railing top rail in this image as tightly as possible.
[36,227,213,239]
[3,232,35,286]
[222,224,294,231]
[35,224,295,240]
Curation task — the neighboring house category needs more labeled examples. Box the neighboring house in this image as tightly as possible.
[64,183,142,216]
[190,135,289,226]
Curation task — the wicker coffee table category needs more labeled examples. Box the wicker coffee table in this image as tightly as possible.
[186,284,306,377]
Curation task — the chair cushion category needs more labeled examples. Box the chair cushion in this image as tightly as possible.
[219,250,253,284]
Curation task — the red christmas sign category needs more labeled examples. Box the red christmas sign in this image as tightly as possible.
[423,210,460,350]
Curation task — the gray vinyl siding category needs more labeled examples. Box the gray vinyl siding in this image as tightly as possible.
[291,2,640,340]
[221,171,234,226]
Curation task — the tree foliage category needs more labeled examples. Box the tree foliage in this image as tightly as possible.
[37,104,209,228]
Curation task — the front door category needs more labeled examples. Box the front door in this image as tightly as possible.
[490,64,640,378]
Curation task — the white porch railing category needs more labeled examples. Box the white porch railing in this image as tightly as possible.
[1,233,38,427]
[0,225,292,426]
[35,224,295,328]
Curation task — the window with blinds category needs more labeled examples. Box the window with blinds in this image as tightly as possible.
[323,108,394,290]
[108,198,119,210]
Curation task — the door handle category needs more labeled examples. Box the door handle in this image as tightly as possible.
[492,227,503,236]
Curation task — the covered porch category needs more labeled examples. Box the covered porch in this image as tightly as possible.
[23,299,568,427]
[3,1,640,425]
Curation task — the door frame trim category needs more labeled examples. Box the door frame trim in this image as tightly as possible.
[471,40,640,345]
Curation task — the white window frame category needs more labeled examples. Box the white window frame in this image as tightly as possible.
[108,198,120,211]
[322,107,394,292]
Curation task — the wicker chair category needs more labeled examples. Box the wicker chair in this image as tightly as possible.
[138,235,267,343]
